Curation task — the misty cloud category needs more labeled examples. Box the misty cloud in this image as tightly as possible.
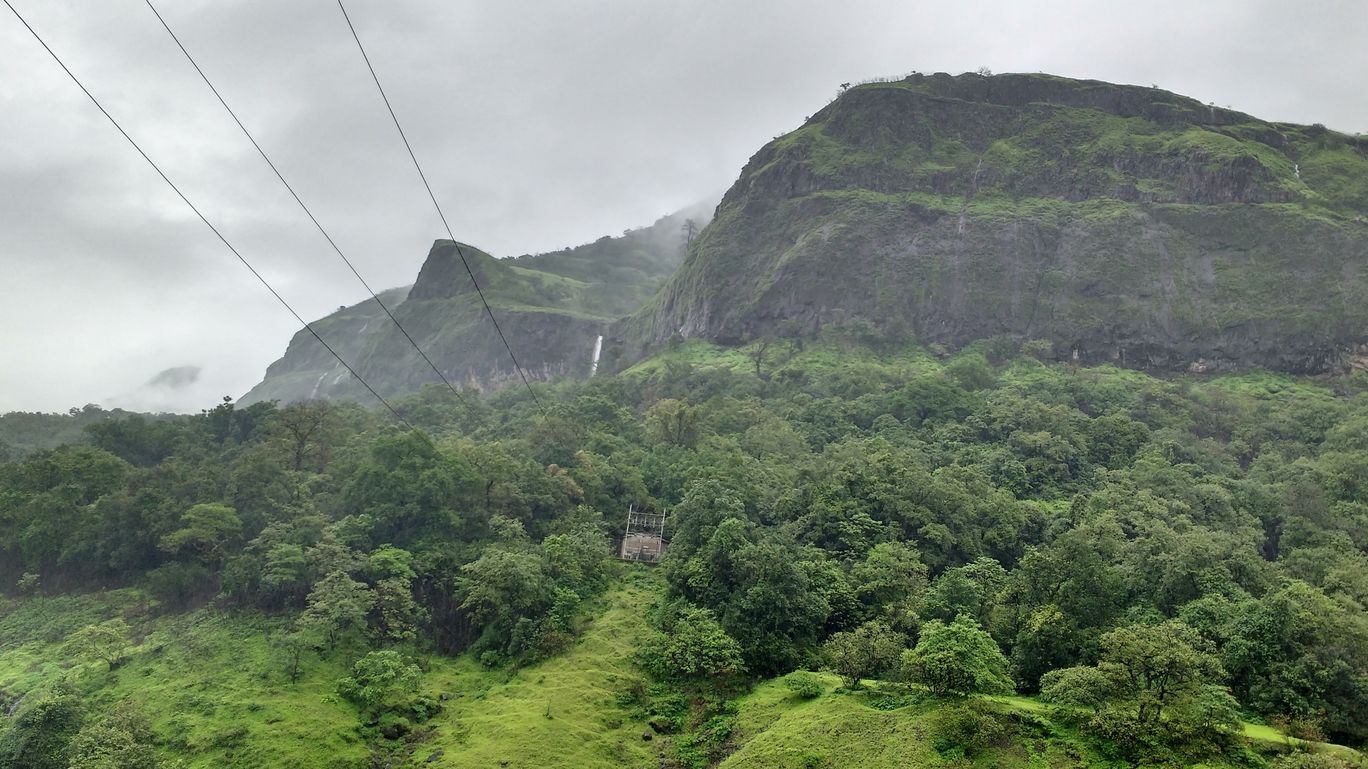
[2,0,1365,412]
[146,365,201,389]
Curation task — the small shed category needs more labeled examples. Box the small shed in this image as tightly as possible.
[619,506,667,563]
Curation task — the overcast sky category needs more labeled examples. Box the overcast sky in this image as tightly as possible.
[2,0,1365,413]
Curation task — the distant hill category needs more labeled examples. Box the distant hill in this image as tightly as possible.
[250,72,1368,406]
[241,201,713,405]
[617,72,1368,375]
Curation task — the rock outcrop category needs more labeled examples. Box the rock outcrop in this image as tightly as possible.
[242,203,712,405]
[618,72,1368,373]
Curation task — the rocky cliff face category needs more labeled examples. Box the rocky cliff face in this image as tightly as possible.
[242,203,712,405]
[619,72,1368,373]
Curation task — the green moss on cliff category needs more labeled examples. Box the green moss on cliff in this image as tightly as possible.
[629,72,1368,375]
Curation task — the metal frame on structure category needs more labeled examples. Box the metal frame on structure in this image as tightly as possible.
[619,504,667,563]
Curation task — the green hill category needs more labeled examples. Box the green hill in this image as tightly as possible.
[622,72,1368,375]
[242,202,713,406]
[4,569,1363,768]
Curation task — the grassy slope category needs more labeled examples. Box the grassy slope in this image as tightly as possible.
[622,336,943,382]
[0,592,368,768]
[721,674,1106,769]
[0,570,665,769]
[4,564,1363,768]
[723,678,1368,769]
[418,570,664,769]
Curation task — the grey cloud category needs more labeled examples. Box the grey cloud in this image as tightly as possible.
[2,0,1365,412]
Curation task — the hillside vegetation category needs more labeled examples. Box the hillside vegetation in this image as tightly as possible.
[626,72,1368,375]
[244,202,713,406]
[4,333,1368,767]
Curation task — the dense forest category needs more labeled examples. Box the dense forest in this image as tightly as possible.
[3,333,1368,768]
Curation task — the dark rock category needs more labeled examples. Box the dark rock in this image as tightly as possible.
[618,72,1368,376]
[241,202,715,406]
[641,730,653,741]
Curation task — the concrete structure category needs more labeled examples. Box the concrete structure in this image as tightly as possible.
[619,505,667,563]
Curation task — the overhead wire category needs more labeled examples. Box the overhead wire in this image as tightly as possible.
[1,0,413,430]
[335,0,549,418]
[140,0,477,416]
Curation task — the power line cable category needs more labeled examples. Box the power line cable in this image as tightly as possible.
[141,0,476,415]
[2,0,413,429]
[336,0,548,416]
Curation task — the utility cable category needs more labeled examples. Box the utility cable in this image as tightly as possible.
[2,0,413,429]
[336,0,548,416]
[141,0,476,415]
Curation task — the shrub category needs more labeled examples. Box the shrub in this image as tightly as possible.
[901,616,1013,697]
[336,651,421,715]
[145,562,211,609]
[927,703,1009,758]
[784,671,824,699]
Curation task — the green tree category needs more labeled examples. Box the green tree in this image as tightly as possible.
[371,576,426,644]
[274,401,336,472]
[158,503,242,568]
[342,431,480,548]
[647,399,700,448]
[902,615,1013,697]
[61,619,131,671]
[298,570,375,651]
[365,546,425,644]
[1040,665,1114,712]
[66,703,158,769]
[542,524,611,596]
[0,688,85,769]
[1097,621,1224,724]
[1222,581,1368,742]
[259,543,310,607]
[944,352,996,391]
[649,606,745,683]
[921,557,1008,627]
[851,541,928,628]
[336,650,421,714]
[275,624,321,683]
[720,540,832,675]
[822,620,906,688]
[458,549,552,626]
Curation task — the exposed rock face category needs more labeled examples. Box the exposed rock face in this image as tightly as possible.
[620,72,1368,373]
[242,203,712,405]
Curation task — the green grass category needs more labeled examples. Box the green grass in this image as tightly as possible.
[414,572,665,769]
[990,695,1367,764]
[0,573,668,769]
[721,676,1104,769]
[720,676,942,769]
[7,579,1365,768]
[0,593,367,768]
[623,337,941,381]
[721,682,1368,769]
[1240,722,1366,762]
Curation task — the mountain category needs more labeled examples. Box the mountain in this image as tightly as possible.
[241,202,713,405]
[617,72,1368,374]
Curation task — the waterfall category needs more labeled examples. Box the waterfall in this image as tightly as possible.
[590,335,603,376]
[307,370,329,400]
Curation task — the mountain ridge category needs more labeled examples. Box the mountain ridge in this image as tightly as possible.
[247,71,1368,406]
[241,201,714,405]
[614,71,1368,375]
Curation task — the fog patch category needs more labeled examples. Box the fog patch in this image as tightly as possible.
[106,364,221,414]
